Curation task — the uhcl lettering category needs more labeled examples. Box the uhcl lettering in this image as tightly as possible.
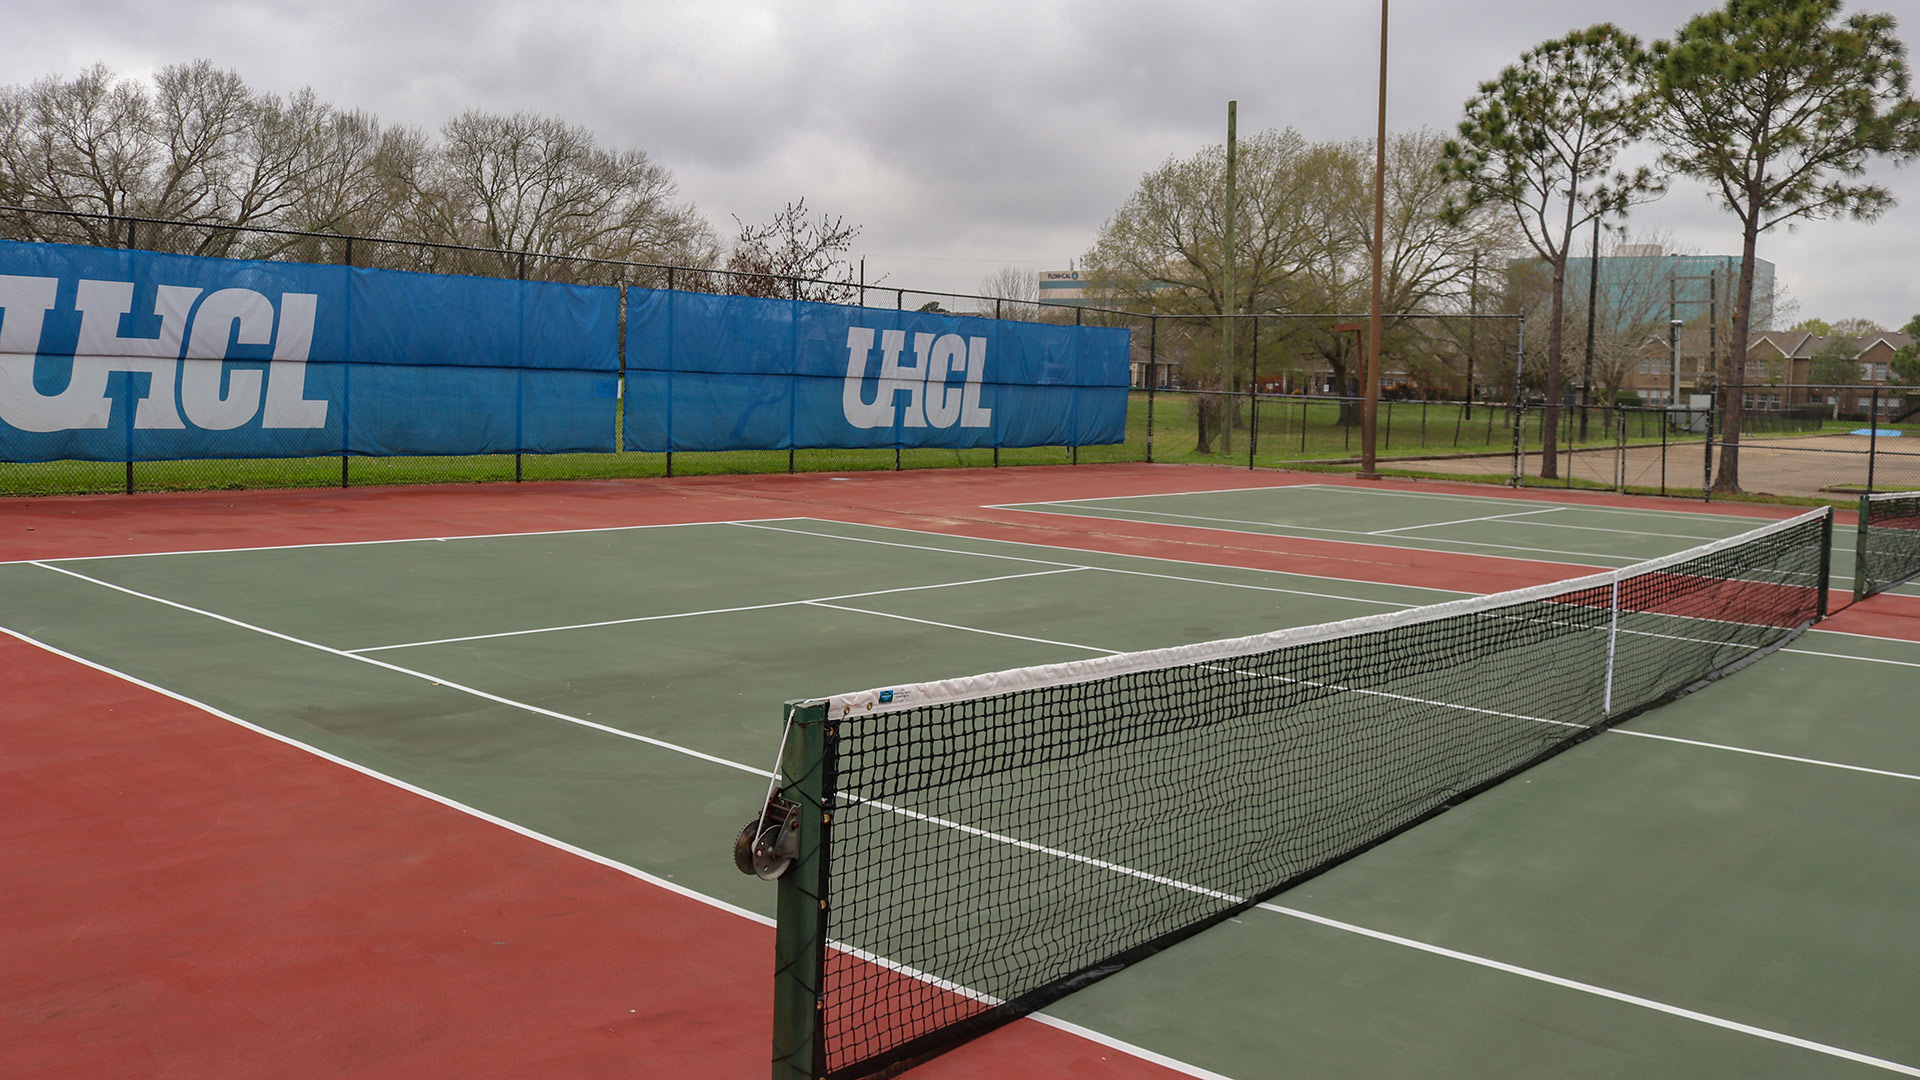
[842,327,993,430]
[0,274,328,433]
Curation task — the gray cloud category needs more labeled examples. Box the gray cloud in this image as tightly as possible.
[6,0,1917,323]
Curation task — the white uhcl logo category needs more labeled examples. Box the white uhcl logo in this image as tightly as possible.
[841,327,993,430]
[0,275,328,433]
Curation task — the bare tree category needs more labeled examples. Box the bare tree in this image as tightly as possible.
[0,61,720,287]
[1303,130,1516,400]
[977,264,1040,318]
[723,198,860,303]
[431,110,716,277]
[1086,128,1323,450]
[4,64,156,245]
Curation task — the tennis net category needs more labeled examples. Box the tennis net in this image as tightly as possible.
[1854,491,1920,601]
[759,507,1832,1080]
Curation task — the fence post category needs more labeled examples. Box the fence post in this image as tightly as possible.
[1867,385,1880,494]
[1703,404,1714,501]
[1248,315,1259,470]
[1511,313,1526,486]
[1615,408,1626,493]
[1146,316,1158,464]
[1660,405,1668,496]
[122,384,135,494]
[1511,402,1525,488]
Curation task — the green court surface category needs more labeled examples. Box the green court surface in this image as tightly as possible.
[995,482,1918,599]
[4,485,1916,1079]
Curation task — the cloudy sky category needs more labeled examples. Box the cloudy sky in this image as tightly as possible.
[8,0,1919,327]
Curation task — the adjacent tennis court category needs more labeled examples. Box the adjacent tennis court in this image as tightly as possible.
[5,466,1916,1079]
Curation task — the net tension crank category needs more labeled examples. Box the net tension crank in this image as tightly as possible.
[733,794,801,880]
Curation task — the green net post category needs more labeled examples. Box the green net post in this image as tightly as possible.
[1819,505,1834,618]
[773,700,832,1080]
[1854,494,1871,605]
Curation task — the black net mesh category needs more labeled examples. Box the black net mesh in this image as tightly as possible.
[801,510,1830,1079]
[1857,492,1920,600]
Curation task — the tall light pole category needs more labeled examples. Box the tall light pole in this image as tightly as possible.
[1669,318,1684,418]
[1360,0,1388,479]
[1581,215,1600,441]
[1222,100,1238,457]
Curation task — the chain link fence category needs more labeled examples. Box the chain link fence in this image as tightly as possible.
[13,205,1908,506]
[1383,385,1919,502]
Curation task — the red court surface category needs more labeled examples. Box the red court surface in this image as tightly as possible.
[5,465,1912,1079]
[0,632,1194,1080]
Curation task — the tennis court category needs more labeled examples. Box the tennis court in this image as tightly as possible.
[5,465,1917,1079]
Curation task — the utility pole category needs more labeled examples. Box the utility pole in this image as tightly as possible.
[1466,252,1478,418]
[1582,215,1600,441]
[1360,0,1388,479]
[1670,318,1684,416]
[1221,100,1237,456]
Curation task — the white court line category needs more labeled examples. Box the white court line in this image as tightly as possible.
[0,624,1236,1080]
[1783,647,1920,669]
[754,516,1878,598]
[827,782,1920,1075]
[1019,480,1764,527]
[1808,624,1920,643]
[807,601,1124,656]
[1621,730,1920,781]
[990,502,1641,565]
[1053,492,1771,544]
[729,520,1433,607]
[4,517,815,566]
[0,625,775,925]
[804,560,1915,783]
[1258,902,1920,1077]
[999,497,1863,573]
[1297,482,1865,531]
[18,570,1920,1075]
[1366,507,1565,535]
[349,567,1088,653]
[28,562,766,779]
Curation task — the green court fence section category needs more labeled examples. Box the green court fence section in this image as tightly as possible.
[1853,490,1920,601]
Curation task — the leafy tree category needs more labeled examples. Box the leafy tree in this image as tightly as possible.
[1791,317,1836,336]
[1831,317,1887,336]
[1085,128,1319,452]
[1087,128,1508,446]
[1649,0,1920,491]
[723,198,861,303]
[1809,335,1861,385]
[1441,25,1661,478]
[1894,313,1920,385]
